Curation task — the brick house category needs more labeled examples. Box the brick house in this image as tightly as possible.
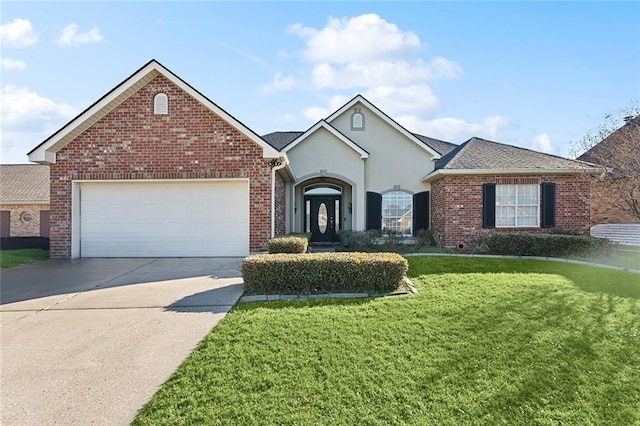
[0,165,50,238]
[577,115,640,245]
[28,60,595,258]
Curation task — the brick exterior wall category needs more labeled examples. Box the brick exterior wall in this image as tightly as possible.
[0,204,49,237]
[430,174,591,246]
[49,74,273,258]
[274,171,286,237]
[590,180,640,225]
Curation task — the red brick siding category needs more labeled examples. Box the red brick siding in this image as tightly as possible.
[590,180,640,225]
[431,174,591,246]
[49,74,272,258]
[274,171,286,237]
[0,204,49,237]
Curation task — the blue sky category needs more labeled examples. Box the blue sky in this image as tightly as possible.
[1,1,638,164]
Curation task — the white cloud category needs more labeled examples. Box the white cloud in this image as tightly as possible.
[1,85,77,163]
[55,24,103,46]
[261,73,295,94]
[428,57,463,80]
[399,115,511,143]
[289,13,420,64]
[1,57,27,70]
[363,85,439,115]
[311,57,461,90]
[0,18,38,48]
[532,133,555,154]
[301,105,328,122]
[281,13,468,131]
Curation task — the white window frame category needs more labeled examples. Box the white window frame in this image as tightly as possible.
[154,93,168,115]
[350,107,365,131]
[382,190,412,236]
[495,184,540,228]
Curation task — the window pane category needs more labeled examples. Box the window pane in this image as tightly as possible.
[496,185,515,206]
[318,203,327,234]
[381,191,412,235]
[496,206,515,226]
[517,206,538,226]
[517,184,538,205]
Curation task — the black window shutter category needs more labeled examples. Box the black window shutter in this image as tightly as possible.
[541,182,556,228]
[483,183,496,228]
[413,191,430,232]
[366,192,382,230]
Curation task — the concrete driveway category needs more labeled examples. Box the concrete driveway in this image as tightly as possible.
[0,257,244,425]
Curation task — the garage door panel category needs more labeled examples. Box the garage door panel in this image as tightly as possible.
[79,180,249,257]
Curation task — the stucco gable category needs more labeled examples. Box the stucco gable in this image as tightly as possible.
[28,59,279,164]
[282,120,369,159]
[326,95,442,159]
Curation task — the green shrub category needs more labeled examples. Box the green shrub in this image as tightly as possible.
[337,230,381,251]
[267,236,309,254]
[486,233,611,257]
[414,229,436,247]
[242,252,408,294]
[287,232,312,241]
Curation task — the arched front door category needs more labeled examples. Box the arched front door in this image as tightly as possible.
[304,186,341,243]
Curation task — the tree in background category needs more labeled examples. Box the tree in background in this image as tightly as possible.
[572,104,640,222]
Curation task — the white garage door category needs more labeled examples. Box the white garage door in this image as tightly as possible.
[79,180,249,257]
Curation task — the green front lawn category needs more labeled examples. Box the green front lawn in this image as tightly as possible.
[0,249,49,268]
[133,257,640,425]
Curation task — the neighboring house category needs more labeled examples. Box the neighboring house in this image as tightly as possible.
[28,60,594,258]
[0,165,50,238]
[577,115,640,245]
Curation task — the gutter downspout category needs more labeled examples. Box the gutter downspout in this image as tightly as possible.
[270,158,287,238]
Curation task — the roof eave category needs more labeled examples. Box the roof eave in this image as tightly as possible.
[326,95,442,160]
[28,59,280,164]
[282,120,369,159]
[421,167,601,183]
[0,200,50,205]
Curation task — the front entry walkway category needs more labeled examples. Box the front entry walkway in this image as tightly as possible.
[0,258,244,425]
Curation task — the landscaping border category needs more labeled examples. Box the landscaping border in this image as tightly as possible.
[403,252,640,274]
[238,252,638,303]
[239,277,417,303]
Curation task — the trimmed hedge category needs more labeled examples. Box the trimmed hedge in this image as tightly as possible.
[242,252,408,294]
[486,233,610,257]
[267,236,309,254]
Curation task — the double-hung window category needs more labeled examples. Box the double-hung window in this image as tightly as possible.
[382,191,412,235]
[495,184,539,227]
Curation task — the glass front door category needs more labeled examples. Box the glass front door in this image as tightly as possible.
[305,195,341,243]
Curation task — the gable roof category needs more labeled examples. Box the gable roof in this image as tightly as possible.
[0,165,50,204]
[280,120,369,159]
[413,133,457,156]
[28,59,280,164]
[423,137,597,182]
[326,95,442,159]
[577,115,640,167]
[263,130,457,156]
[262,131,305,150]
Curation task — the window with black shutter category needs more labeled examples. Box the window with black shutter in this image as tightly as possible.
[366,192,382,230]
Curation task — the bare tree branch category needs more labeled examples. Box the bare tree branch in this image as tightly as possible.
[572,103,640,221]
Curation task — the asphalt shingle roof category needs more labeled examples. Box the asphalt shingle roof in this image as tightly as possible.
[435,137,592,171]
[0,165,50,203]
[577,116,640,167]
[261,132,305,150]
[412,133,457,156]
[262,130,458,155]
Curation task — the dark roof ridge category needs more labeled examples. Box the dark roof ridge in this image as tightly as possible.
[435,138,472,169]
